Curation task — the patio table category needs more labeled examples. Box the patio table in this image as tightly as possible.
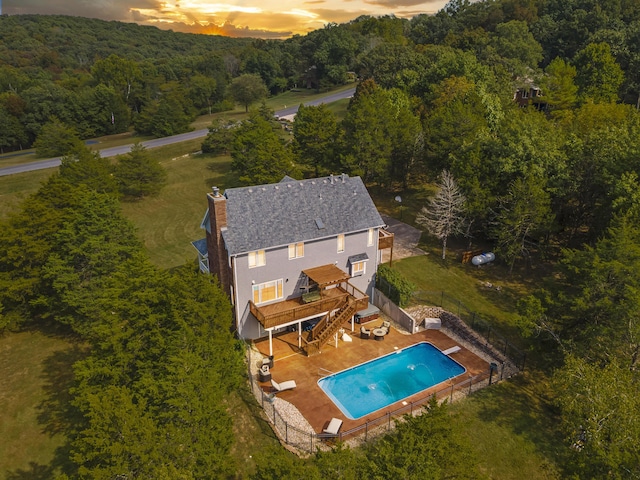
[372,328,386,340]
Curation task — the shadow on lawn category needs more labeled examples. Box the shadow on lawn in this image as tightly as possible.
[6,328,87,479]
[5,461,58,480]
[470,372,568,467]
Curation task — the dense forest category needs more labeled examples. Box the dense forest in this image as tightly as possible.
[2,0,640,478]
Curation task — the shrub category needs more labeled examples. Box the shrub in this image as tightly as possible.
[376,264,415,307]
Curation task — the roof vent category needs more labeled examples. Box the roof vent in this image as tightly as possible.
[330,174,334,184]
[315,218,325,230]
[341,173,347,183]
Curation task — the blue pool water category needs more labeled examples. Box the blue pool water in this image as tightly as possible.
[317,342,465,420]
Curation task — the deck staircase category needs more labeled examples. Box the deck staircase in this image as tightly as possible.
[303,297,358,356]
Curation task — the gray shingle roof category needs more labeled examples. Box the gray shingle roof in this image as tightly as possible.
[348,253,369,263]
[221,174,385,255]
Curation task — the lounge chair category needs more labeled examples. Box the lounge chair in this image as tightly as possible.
[360,326,371,339]
[323,417,343,435]
[441,346,461,356]
[271,379,297,392]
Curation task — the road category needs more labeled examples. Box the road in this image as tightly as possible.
[0,87,355,177]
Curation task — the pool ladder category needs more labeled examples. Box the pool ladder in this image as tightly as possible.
[318,368,336,378]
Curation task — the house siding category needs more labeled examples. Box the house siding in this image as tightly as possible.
[234,229,380,339]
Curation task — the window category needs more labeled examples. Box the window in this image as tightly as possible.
[288,242,304,259]
[252,279,283,304]
[367,228,374,247]
[349,253,369,277]
[248,250,265,268]
[337,234,345,253]
[351,261,366,276]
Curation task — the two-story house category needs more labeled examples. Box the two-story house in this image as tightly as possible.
[193,174,394,356]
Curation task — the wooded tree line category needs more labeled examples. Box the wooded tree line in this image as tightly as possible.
[4,1,640,151]
[0,147,246,477]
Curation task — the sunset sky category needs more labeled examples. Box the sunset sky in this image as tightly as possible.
[3,0,449,39]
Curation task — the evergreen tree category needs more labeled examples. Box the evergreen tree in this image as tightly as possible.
[114,142,168,199]
[292,103,339,177]
[231,111,297,184]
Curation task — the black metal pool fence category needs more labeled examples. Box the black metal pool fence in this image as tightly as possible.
[243,287,525,453]
[245,347,506,454]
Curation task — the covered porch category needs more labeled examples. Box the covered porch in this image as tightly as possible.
[249,264,369,356]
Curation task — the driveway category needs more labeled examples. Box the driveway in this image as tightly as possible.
[380,215,426,263]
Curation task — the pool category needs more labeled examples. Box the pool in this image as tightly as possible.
[317,342,466,420]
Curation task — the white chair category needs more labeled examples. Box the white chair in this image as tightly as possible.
[271,379,297,392]
[441,346,461,356]
[323,417,343,435]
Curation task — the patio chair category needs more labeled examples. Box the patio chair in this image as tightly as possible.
[360,326,371,339]
[271,379,297,392]
[379,320,391,335]
[441,346,461,356]
[323,417,343,435]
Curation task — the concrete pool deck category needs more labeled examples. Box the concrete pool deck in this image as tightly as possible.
[253,319,490,434]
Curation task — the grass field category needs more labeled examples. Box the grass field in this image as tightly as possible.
[119,141,236,269]
[0,327,84,480]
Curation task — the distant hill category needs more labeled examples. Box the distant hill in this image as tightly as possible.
[0,14,252,69]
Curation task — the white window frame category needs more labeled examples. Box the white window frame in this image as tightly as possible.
[288,242,304,259]
[252,279,283,305]
[337,234,345,253]
[367,228,374,247]
[351,261,366,277]
[248,250,266,268]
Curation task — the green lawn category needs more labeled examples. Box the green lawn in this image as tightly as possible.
[0,168,56,220]
[0,327,84,480]
[120,141,237,269]
[452,373,563,480]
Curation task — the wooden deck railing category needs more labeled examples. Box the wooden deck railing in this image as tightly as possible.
[378,229,394,250]
[250,294,345,330]
[250,281,369,331]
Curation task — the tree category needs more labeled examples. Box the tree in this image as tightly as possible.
[133,84,195,137]
[91,54,142,102]
[362,396,483,479]
[189,73,218,115]
[33,118,83,158]
[493,174,553,273]
[292,103,339,177]
[59,144,119,195]
[341,81,395,184]
[228,74,268,112]
[417,170,466,259]
[573,42,624,103]
[553,356,640,479]
[537,57,578,117]
[114,142,167,199]
[490,20,543,74]
[0,104,27,153]
[231,112,298,184]
[202,118,236,155]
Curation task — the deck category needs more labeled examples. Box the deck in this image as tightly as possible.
[250,283,368,330]
[253,320,489,435]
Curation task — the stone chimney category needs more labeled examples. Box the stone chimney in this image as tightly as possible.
[206,186,231,295]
